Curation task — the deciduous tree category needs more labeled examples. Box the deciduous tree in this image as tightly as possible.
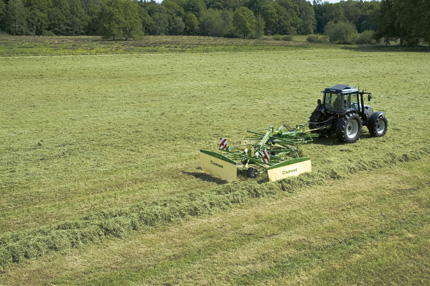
[325,20,358,44]
[5,0,28,35]
[25,0,52,35]
[97,0,143,40]
[184,12,199,35]
[233,6,255,38]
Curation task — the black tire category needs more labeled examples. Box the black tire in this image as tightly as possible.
[368,114,388,137]
[336,113,362,143]
[309,110,324,130]
[247,168,257,178]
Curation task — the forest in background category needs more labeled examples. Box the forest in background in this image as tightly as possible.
[0,0,428,46]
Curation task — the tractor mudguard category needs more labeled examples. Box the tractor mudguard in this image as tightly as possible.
[369,111,386,122]
[338,108,356,116]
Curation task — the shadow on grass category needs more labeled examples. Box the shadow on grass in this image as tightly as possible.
[310,133,374,145]
[182,170,228,185]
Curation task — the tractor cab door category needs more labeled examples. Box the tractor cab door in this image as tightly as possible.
[347,93,360,112]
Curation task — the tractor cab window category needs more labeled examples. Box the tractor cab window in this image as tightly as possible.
[323,93,343,112]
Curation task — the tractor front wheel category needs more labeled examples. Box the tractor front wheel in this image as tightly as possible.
[336,113,362,143]
[368,114,388,137]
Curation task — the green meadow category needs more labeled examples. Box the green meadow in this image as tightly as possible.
[0,36,429,285]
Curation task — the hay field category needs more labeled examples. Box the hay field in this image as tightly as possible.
[0,36,429,285]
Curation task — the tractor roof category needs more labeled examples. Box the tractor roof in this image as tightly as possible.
[323,84,359,95]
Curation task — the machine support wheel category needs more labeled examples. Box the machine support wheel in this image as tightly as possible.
[336,113,362,143]
[368,114,388,137]
[247,168,258,178]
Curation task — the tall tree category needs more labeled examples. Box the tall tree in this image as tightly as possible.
[314,1,345,34]
[5,0,28,34]
[84,0,103,35]
[68,0,88,35]
[260,2,281,34]
[376,0,427,46]
[97,0,143,40]
[184,12,199,35]
[200,8,233,37]
[0,1,6,22]
[292,0,315,35]
[139,6,153,35]
[185,0,206,19]
[49,0,69,35]
[358,1,380,32]
[277,0,301,35]
[25,0,52,35]
[421,0,430,45]
[151,12,168,35]
[233,6,255,38]
[254,14,265,38]
[169,16,185,34]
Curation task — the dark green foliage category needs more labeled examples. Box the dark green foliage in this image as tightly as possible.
[375,0,430,46]
[233,6,256,38]
[356,30,375,45]
[169,16,185,35]
[184,12,199,35]
[0,0,5,29]
[49,0,87,35]
[139,7,153,35]
[206,0,240,10]
[325,21,358,44]
[1,147,428,270]
[151,12,169,35]
[314,1,345,34]
[67,0,88,35]
[292,0,315,35]
[0,0,425,45]
[25,0,52,35]
[4,0,28,35]
[97,0,143,40]
[253,14,265,39]
[306,34,328,43]
[200,9,234,37]
[184,0,206,19]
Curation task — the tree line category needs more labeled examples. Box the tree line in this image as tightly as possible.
[0,0,428,46]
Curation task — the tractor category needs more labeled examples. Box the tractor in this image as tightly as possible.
[309,84,388,143]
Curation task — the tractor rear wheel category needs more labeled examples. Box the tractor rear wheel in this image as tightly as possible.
[368,115,388,137]
[309,110,324,130]
[336,113,362,143]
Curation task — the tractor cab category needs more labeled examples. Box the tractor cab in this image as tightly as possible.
[321,85,373,118]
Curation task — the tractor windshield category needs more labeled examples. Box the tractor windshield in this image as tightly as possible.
[324,92,360,112]
[323,93,343,112]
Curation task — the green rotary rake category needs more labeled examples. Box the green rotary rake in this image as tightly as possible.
[200,125,318,182]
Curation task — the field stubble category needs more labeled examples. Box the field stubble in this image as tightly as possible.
[1,36,430,283]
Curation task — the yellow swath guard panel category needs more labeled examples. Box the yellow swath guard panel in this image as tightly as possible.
[200,150,237,181]
[267,158,312,182]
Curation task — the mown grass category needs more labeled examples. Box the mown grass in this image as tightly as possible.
[2,158,429,285]
[1,35,430,283]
